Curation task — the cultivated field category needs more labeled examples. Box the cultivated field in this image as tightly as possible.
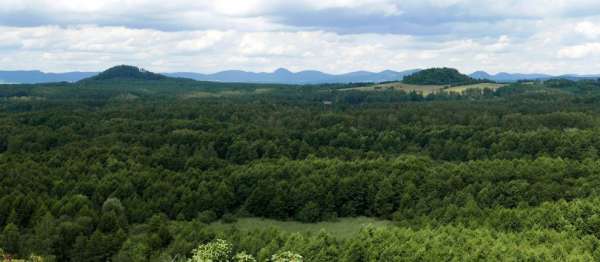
[341,82,506,95]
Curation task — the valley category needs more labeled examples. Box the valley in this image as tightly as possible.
[2,66,600,261]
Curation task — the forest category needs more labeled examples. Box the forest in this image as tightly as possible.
[3,67,600,261]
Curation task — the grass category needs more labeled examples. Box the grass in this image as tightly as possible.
[208,217,392,239]
[182,88,273,99]
[341,82,506,95]
[445,83,506,93]
[182,91,217,98]
[341,82,444,95]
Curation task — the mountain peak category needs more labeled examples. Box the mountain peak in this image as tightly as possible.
[273,68,292,75]
[403,67,475,85]
[470,71,492,79]
[82,65,167,81]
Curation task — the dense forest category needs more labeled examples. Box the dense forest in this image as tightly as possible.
[3,67,600,261]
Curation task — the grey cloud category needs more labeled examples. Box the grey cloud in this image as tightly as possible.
[3,0,600,36]
[3,1,600,75]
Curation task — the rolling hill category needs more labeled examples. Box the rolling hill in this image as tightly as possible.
[80,65,168,82]
[0,67,419,84]
[403,67,483,86]
[2,66,599,84]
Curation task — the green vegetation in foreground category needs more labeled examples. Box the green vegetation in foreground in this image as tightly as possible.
[5,66,600,260]
[207,217,391,239]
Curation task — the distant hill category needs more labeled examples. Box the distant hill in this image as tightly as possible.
[0,67,419,84]
[2,66,599,84]
[469,71,600,82]
[81,65,167,82]
[0,70,96,84]
[469,71,553,82]
[403,68,478,85]
[165,68,420,84]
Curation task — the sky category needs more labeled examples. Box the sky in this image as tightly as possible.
[1,0,600,74]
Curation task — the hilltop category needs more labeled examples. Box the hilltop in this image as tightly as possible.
[3,66,600,84]
[403,67,482,86]
[80,65,167,82]
[1,67,420,84]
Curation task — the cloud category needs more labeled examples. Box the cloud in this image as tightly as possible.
[3,1,600,74]
[3,0,600,34]
[575,22,600,39]
[558,43,600,59]
[0,23,588,75]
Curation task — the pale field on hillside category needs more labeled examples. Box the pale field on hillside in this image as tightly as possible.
[341,82,506,95]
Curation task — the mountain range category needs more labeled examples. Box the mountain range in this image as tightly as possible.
[469,71,600,82]
[0,70,97,84]
[165,68,421,84]
[1,68,599,84]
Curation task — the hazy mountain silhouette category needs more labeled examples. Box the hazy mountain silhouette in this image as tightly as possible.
[2,66,599,84]
[469,71,553,82]
[0,70,96,84]
[165,68,421,84]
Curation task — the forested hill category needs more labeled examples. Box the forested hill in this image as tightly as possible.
[403,67,484,85]
[80,65,168,82]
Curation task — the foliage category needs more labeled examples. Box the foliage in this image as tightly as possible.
[83,65,167,82]
[402,67,483,86]
[271,251,303,262]
[1,76,600,260]
[188,239,232,262]
[233,252,256,262]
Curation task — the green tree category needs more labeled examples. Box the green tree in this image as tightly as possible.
[271,251,303,262]
[1,223,20,255]
[188,239,232,262]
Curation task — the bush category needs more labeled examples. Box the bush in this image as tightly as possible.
[222,213,237,224]
[198,210,218,224]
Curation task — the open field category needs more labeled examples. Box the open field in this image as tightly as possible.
[340,82,444,94]
[341,82,506,95]
[181,88,274,99]
[445,83,506,92]
[208,217,392,239]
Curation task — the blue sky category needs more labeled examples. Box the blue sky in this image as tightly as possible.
[1,0,600,74]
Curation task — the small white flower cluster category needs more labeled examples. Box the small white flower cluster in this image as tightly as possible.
[187,239,303,262]
[188,239,231,262]
[271,251,304,262]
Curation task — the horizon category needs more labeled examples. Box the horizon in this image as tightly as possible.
[3,1,600,75]
[1,65,598,77]
[6,2,600,260]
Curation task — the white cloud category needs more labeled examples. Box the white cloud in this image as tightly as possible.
[485,35,511,52]
[3,1,600,74]
[1,22,600,74]
[575,22,600,39]
[558,43,600,59]
[2,0,600,33]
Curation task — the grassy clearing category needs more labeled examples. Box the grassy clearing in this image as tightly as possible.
[254,88,274,94]
[341,82,506,95]
[445,83,506,93]
[341,82,444,95]
[182,91,218,98]
[208,217,392,239]
[182,88,273,99]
